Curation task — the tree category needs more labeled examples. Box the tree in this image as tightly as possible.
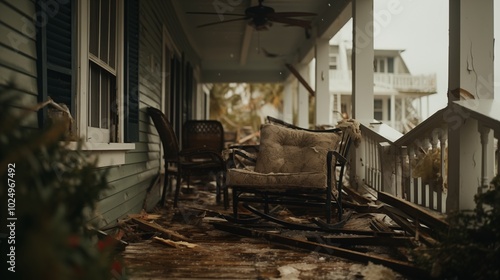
[209,83,283,142]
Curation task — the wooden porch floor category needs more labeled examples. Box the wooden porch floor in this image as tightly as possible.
[119,183,417,279]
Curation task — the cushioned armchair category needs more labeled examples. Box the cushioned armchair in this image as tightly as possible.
[226,123,343,223]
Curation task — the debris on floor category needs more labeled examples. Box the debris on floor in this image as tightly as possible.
[104,182,447,279]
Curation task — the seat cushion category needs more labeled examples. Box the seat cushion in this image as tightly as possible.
[254,124,340,174]
[226,168,327,190]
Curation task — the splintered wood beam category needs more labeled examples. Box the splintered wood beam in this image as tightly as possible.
[211,222,429,278]
[377,191,449,233]
[369,218,394,233]
[285,63,315,97]
[381,205,439,247]
[131,218,191,242]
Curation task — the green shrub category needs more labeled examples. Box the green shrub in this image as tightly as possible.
[0,86,124,279]
[415,175,500,279]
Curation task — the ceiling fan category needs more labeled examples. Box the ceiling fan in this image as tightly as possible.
[187,0,316,33]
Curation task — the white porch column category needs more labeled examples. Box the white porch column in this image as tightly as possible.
[297,63,310,128]
[315,38,331,126]
[352,0,374,121]
[283,79,293,123]
[390,94,395,128]
[447,0,494,211]
[351,0,374,187]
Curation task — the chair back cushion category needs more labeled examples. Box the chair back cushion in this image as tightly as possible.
[255,124,340,174]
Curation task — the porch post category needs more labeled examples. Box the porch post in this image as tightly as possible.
[315,38,331,126]
[283,79,293,124]
[351,0,374,187]
[447,0,494,211]
[390,94,396,128]
[297,63,310,128]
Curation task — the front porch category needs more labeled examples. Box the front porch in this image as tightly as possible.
[120,182,429,279]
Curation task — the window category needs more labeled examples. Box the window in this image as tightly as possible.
[387,57,394,73]
[329,54,338,70]
[374,57,395,73]
[37,0,139,145]
[374,99,383,120]
[87,0,118,143]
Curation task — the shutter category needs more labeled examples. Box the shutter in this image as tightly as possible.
[36,0,74,127]
[124,0,139,143]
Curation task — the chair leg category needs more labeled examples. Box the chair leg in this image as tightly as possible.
[216,172,221,205]
[223,173,229,210]
[232,187,239,219]
[337,182,343,222]
[326,190,332,224]
[161,172,168,206]
[174,172,181,208]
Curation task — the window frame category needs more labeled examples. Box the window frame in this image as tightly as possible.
[77,0,125,145]
[329,53,338,70]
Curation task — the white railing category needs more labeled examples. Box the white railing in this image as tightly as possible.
[374,73,437,93]
[356,100,499,213]
[359,122,403,195]
[330,70,437,93]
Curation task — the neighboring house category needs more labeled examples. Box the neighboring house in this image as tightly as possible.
[0,0,204,227]
[329,41,437,133]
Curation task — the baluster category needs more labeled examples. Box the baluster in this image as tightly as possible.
[429,130,440,210]
[438,126,448,213]
[408,144,415,204]
[479,124,491,191]
[399,146,407,199]
[495,130,500,177]
[375,138,381,191]
[364,135,369,186]
[422,137,431,207]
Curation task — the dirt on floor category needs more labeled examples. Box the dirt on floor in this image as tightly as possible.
[113,183,425,279]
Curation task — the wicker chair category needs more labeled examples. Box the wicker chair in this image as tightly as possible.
[147,107,226,207]
[182,120,227,207]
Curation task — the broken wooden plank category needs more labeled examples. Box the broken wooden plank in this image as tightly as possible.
[131,218,191,242]
[381,205,439,246]
[343,186,373,205]
[153,236,198,249]
[307,235,415,247]
[369,218,394,233]
[377,191,448,232]
[211,222,429,278]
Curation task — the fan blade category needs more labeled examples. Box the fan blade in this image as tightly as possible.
[268,16,311,28]
[271,12,317,17]
[197,17,249,28]
[262,48,281,58]
[187,12,245,17]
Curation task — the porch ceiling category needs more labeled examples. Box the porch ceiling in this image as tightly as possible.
[173,0,352,83]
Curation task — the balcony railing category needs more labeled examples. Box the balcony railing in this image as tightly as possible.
[356,100,499,213]
[330,70,437,93]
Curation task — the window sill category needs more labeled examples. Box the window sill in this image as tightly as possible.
[64,142,136,167]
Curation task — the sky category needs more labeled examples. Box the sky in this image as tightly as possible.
[332,0,499,118]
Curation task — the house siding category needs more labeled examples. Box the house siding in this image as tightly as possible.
[0,0,200,228]
[0,0,38,126]
[90,0,201,227]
